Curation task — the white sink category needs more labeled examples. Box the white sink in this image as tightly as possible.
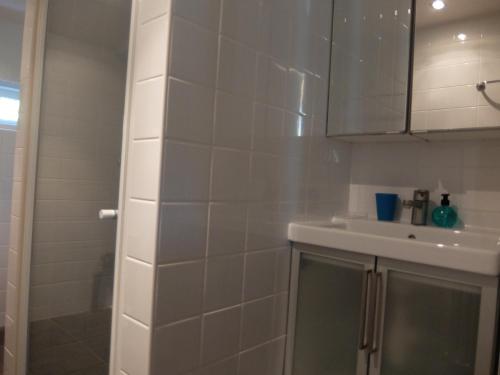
[288,217,500,276]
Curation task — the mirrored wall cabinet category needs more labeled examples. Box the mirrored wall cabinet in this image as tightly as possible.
[327,0,500,141]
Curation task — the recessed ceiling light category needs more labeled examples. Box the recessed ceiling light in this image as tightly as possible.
[457,33,467,41]
[432,0,446,10]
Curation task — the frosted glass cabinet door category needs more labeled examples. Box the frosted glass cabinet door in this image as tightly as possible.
[371,259,498,375]
[288,251,374,375]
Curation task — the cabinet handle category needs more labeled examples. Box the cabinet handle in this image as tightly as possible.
[358,269,373,350]
[370,272,383,356]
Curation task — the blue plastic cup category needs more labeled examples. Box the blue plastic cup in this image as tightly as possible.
[375,193,398,221]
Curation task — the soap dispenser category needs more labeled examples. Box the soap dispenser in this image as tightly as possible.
[432,193,458,228]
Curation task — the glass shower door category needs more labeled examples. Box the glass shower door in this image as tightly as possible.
[27,1,131,374]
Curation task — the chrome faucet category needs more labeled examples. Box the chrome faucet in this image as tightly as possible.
[403,190,430,226]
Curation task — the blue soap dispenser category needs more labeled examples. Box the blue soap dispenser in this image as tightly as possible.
[432,193,458,228]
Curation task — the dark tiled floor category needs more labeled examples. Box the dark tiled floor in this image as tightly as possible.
[28,309,111,375]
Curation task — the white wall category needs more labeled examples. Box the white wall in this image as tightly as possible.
[412,12,500,131]
[149,0,351,374]
[350,11,500,228]
[114,0,352,374]
[349,139,500,229]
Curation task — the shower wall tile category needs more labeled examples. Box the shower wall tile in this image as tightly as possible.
[166,77,215,144]
[172,0,221,32]
[134,15,170,82]
[155,261,204,325]
[169,16,218,87]
[123,199,158,263]
[119,315,151,375]
[151,2,353,374]
[151,317,202,375]
[349,140,500,229]
[115,1,172,374]
[123,259,154,325]
[131,77,167,140]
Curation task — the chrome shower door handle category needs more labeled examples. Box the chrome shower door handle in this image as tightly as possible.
[99,209,119,220]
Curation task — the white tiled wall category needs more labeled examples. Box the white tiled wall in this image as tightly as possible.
[0,130,16,326]
[115,0,171,374]
[149,0,352,374]
[349,140,500,229]
[412,12,500,131]
[29,0,129,321]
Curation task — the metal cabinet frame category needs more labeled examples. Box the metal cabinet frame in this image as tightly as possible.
[285,243,500,375]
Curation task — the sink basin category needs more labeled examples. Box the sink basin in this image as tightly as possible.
[288,217,500,276]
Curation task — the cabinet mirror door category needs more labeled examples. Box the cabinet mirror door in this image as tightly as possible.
[371,259,498,375]
[411,0,500,134]
[287,251,374,375]
[327,0,413,137]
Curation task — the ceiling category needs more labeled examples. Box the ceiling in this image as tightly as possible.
[417,0,500,27]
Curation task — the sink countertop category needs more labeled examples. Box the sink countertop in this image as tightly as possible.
[288,217,500,276]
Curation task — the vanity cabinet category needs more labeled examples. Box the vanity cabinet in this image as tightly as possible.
[286,244,499,375]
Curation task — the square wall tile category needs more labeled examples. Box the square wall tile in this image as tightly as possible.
[139,0,171,24]
[152,317,201,375]
[247,203,284,251]
[221,0,260,48]
[202,307,241,364]
[248,153,280,202]
[134,15,169,81]
[241,296,274,349]
[273,292,289,337]
[127,139,162,200]
[119,316,150,375]
[210,148,250,201]
[204,254,244,311]
[217,37,257,98]
[172,0,221,31]
[252,104,284,155]
[198,356,238,375]
[123,199,158,264]
[161,141,211,201]
[155,261,204,325]
[213,91,253,150]
[207,203,247,256]
[158,203,208,263]
[131,77,166,140]
[256,54,287,108]
[170,16,218,87]
[166,77,214,144]
[239,338,285,375]
[244,250,276,301]
[123,259,154,325]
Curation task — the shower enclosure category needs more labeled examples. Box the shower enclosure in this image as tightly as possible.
[23,1,131,374]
